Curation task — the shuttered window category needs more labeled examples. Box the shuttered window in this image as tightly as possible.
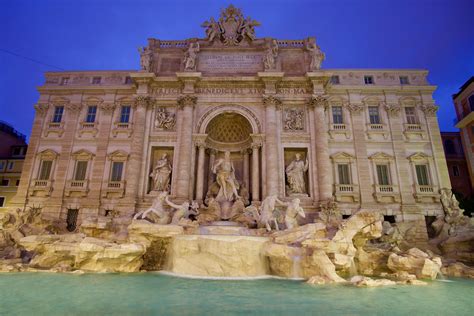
[415,165,430,185]
[376,164,390,185]
[332,106,343,124]
[74,161,88,181]
[39,161,53,180]
[405,107,418,124]
[338,164,351,184]
[111,162,124,181]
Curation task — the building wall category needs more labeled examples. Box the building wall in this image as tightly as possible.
[10,65,450,241]
[454,77,474,191]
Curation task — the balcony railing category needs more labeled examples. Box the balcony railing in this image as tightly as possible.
[68,180,88,188]
[108,180,125,189]
[335,184,355,192]
[375,184,396,193]
[114,122,130,129]
[48,122,63,129]
[367,123,384,130]
[33,179,52,187]
[404,123,422,131]
[80,122,97,129]
[416,185,435,194]
[331,123,347,130]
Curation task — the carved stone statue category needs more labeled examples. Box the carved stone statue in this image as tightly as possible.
[212,151,240,202]
[263,39,279,70]
[198,197,221,224]
[155,107,176,130]
[202,17,221,42]
[260,195,286,231]
[133,191,170,224]
[138,46,153,72]
[319,196,342,228]
[285,153,309,195]
[306,41,325,71]
[439,188,471,236]
[284,108,304,131]
[284,198,306,229]
[183,42,200,71]
[150,154,172,192]
[239,16,259,41]
[165,196,195,225]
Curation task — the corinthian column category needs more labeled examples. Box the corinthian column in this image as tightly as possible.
[175,95,197,199]
[263,95,281,196]
[251,143,261,202]
[194,135,207,201]
[241,149,250,189]
[207,149,217,189]
[309,95,333,201]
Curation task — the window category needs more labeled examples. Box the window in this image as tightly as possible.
[332,106,343,124]
[0,179,9,186]
[0,197,5,207]
[74,161,88,181]
[111,162,124,181]
[330,75,340,84]
[452,165,460,177]
[125,76,132,84]
[0,162,4,170]
[405,107,418,124]
[120,106,131,123]
[85,106,97,123]
[60,77,69,85]
[368,106,381,124]
[469,95,474,112]
[376,164,391,185]
[92,77,101,84]
[415,164,430,185]
[399,76,409,85]
[444,140,456,155]
[7,162,14,170]
[364,75,374,85]
[52,106,64,123]
[337,164,351,184]
[38,160,53,180]
[16,179,20,186]
[12,147,23,156]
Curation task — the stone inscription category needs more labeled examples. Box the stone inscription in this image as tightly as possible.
[198,53,263,73]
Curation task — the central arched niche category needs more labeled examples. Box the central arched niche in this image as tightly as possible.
[205,112,253,150]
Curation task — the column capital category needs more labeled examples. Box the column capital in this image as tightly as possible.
[176,72,201,94]
[307,94,329,111]
[134,95,154,109]
[262,95,282,109]
[193,133,207,148]
[206,148,218,155]
[383,102,401,117]
[34,103,49,117]
[99,102,116,114]
[420,103,439,117]
[67,103,82,113]
[240,148,251,155]
[177,95,197,109]
[347,103,364,115]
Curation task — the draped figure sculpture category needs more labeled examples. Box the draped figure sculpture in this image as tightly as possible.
[212,151,240,202]
[285,153,309,195]
[150,153,172,192]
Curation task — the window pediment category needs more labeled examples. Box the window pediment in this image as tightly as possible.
[407,152,431,162]
[107,150,129,162]
[331,152,355,162]
[50,96,70,105]
[72,149,95,160]
[37,149,59,160]
[83,96,104,106]
[369,152,393,161]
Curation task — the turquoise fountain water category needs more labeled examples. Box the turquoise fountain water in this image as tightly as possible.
[0,273,473,315]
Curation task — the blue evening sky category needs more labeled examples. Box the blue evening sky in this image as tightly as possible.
[1,0,473,139]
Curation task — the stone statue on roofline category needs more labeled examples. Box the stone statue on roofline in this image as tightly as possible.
[305,39,325,71]
[138,46,153,72]
[183,42,200,71]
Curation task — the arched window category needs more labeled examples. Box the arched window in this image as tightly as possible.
[444,139,455,155]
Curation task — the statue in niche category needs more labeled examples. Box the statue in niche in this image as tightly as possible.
[212,151,240,202]
[284,198,306,230]
[284,108,304,131]
[183,42,200,71]
[285,153,309,195]
[138,46,153,72]
[133,191,170,224]
[150,153,172,192]
[155,107,176,130]
[263,39,279,70]
[306,41,325,71]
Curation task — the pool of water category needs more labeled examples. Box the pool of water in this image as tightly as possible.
[0,273,473,315]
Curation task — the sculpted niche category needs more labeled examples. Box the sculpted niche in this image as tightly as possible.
[150,153,172,193]
[285,153,309,195]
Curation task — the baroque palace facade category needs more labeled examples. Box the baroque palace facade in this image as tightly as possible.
[11,6,450,238]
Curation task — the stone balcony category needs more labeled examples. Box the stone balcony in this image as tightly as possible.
[44,122,65,137]
[29,179,53,197]
[366,124,388,140]
[373,184,400,203]
[329,123,350,139]
[78,122,98,138]
[103,180,126,198]
[403,123,425,140]
[65,180,89,197]
[413,184,439,202]
[112,122,133,137]
[334,184,359,202]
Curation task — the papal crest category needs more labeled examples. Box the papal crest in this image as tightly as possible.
[201,4,260,46]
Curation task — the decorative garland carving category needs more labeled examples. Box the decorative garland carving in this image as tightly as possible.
[134,95,154,109]
[262,95,282,108]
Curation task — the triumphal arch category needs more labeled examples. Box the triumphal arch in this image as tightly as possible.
[12,5,452,239]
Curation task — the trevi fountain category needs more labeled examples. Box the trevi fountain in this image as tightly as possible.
[1,5,473,315]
